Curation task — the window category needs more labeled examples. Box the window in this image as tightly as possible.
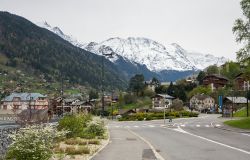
[13,105,19,109]
[3,105,7,110]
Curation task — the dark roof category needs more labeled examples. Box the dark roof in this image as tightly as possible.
[118,109,136,115]
[203,74,229,81]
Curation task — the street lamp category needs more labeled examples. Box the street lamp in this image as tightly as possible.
[101,52,114,117]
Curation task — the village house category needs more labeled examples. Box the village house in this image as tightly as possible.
[190,94,215,112]
[72,101,93,114]
[234,73,250,91]
[152,94,175,109]
[202,74,229,91]
[0,93,48,114]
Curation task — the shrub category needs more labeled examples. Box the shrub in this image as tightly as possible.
[6,125,67,160]
[88,139,100,145]
[84,120,105,138]
[58,114,92,138]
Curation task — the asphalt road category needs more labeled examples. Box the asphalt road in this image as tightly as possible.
[92,114,250,160]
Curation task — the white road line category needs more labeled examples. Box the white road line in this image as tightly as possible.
[115,126,120,128]
[174,126,250,155]
[205,125,210,127]
[127,129,165,160]
[242,133,250,137]
[180,124,186,127]
[148,125,155,128]
[134,125,139,128]
[196,125,200,127]
[215,124,221,127]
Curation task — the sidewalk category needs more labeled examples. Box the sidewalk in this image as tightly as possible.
[91,128,157,160]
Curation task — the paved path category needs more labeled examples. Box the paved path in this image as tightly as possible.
[92,114,250,160]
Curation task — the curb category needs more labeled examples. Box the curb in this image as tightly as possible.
[211,122,250,133]
[88,126,111,160]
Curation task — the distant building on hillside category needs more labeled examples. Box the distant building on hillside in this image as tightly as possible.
[234,73,250,91]
[0,93,48,114]
[152,94,175,109]
[202,74,228,91]
[190,94,215,112]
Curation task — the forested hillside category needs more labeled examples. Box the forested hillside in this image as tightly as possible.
[0,11,127,94]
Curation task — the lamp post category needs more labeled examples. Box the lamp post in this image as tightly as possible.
[101,53,113,117]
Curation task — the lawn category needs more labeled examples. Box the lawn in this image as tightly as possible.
[224,117,250,129]
[234,107,250,117]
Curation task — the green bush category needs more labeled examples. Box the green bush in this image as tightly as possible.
[118,111,199,121]
[84,122,105,137]
[58,114,92,138]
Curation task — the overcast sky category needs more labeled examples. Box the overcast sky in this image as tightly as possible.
[0,0,243,60]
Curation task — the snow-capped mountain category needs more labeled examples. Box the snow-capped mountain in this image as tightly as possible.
[37,21,84,48]
[37,22,228,81]
[84,37,228,72]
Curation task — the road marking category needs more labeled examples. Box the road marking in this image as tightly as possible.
[215,124,221,127]
[174,126,250,155]
[205,125,210,127]
[127,129,165,160]
[196,125,200,127]
[115,125,120,128]
[134,125,139,128]
[242,133,250,137]
[180,124,185,127]
[148,125,155,128]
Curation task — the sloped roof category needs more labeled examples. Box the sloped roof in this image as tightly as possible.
[2,93,47,101]
[155,94,175,99]
[192,94,212,100]
[203,74,229,81]
[225,97,248,104]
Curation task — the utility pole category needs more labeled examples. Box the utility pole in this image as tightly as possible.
[61,73,64,117]
[246,87,250,117]
[101,53,113,117]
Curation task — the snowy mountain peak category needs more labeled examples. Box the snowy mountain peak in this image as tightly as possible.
[84,37,228,72]
[36,21,83,48]
[36,21,228,73]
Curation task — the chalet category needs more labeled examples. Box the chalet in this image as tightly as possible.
[234,73,250,91]
[202,74,228,90]
[0,93,48,114]
[144,80,158,91]
[152,94,175,109]
[190,94,215,112]
[73,101,93,113]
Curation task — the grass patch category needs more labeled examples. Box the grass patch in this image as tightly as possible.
[88,139,100,145]
[65,138,87,145]
[224,118,250,129]
[234,107,250,117]
[65,146,90,155]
